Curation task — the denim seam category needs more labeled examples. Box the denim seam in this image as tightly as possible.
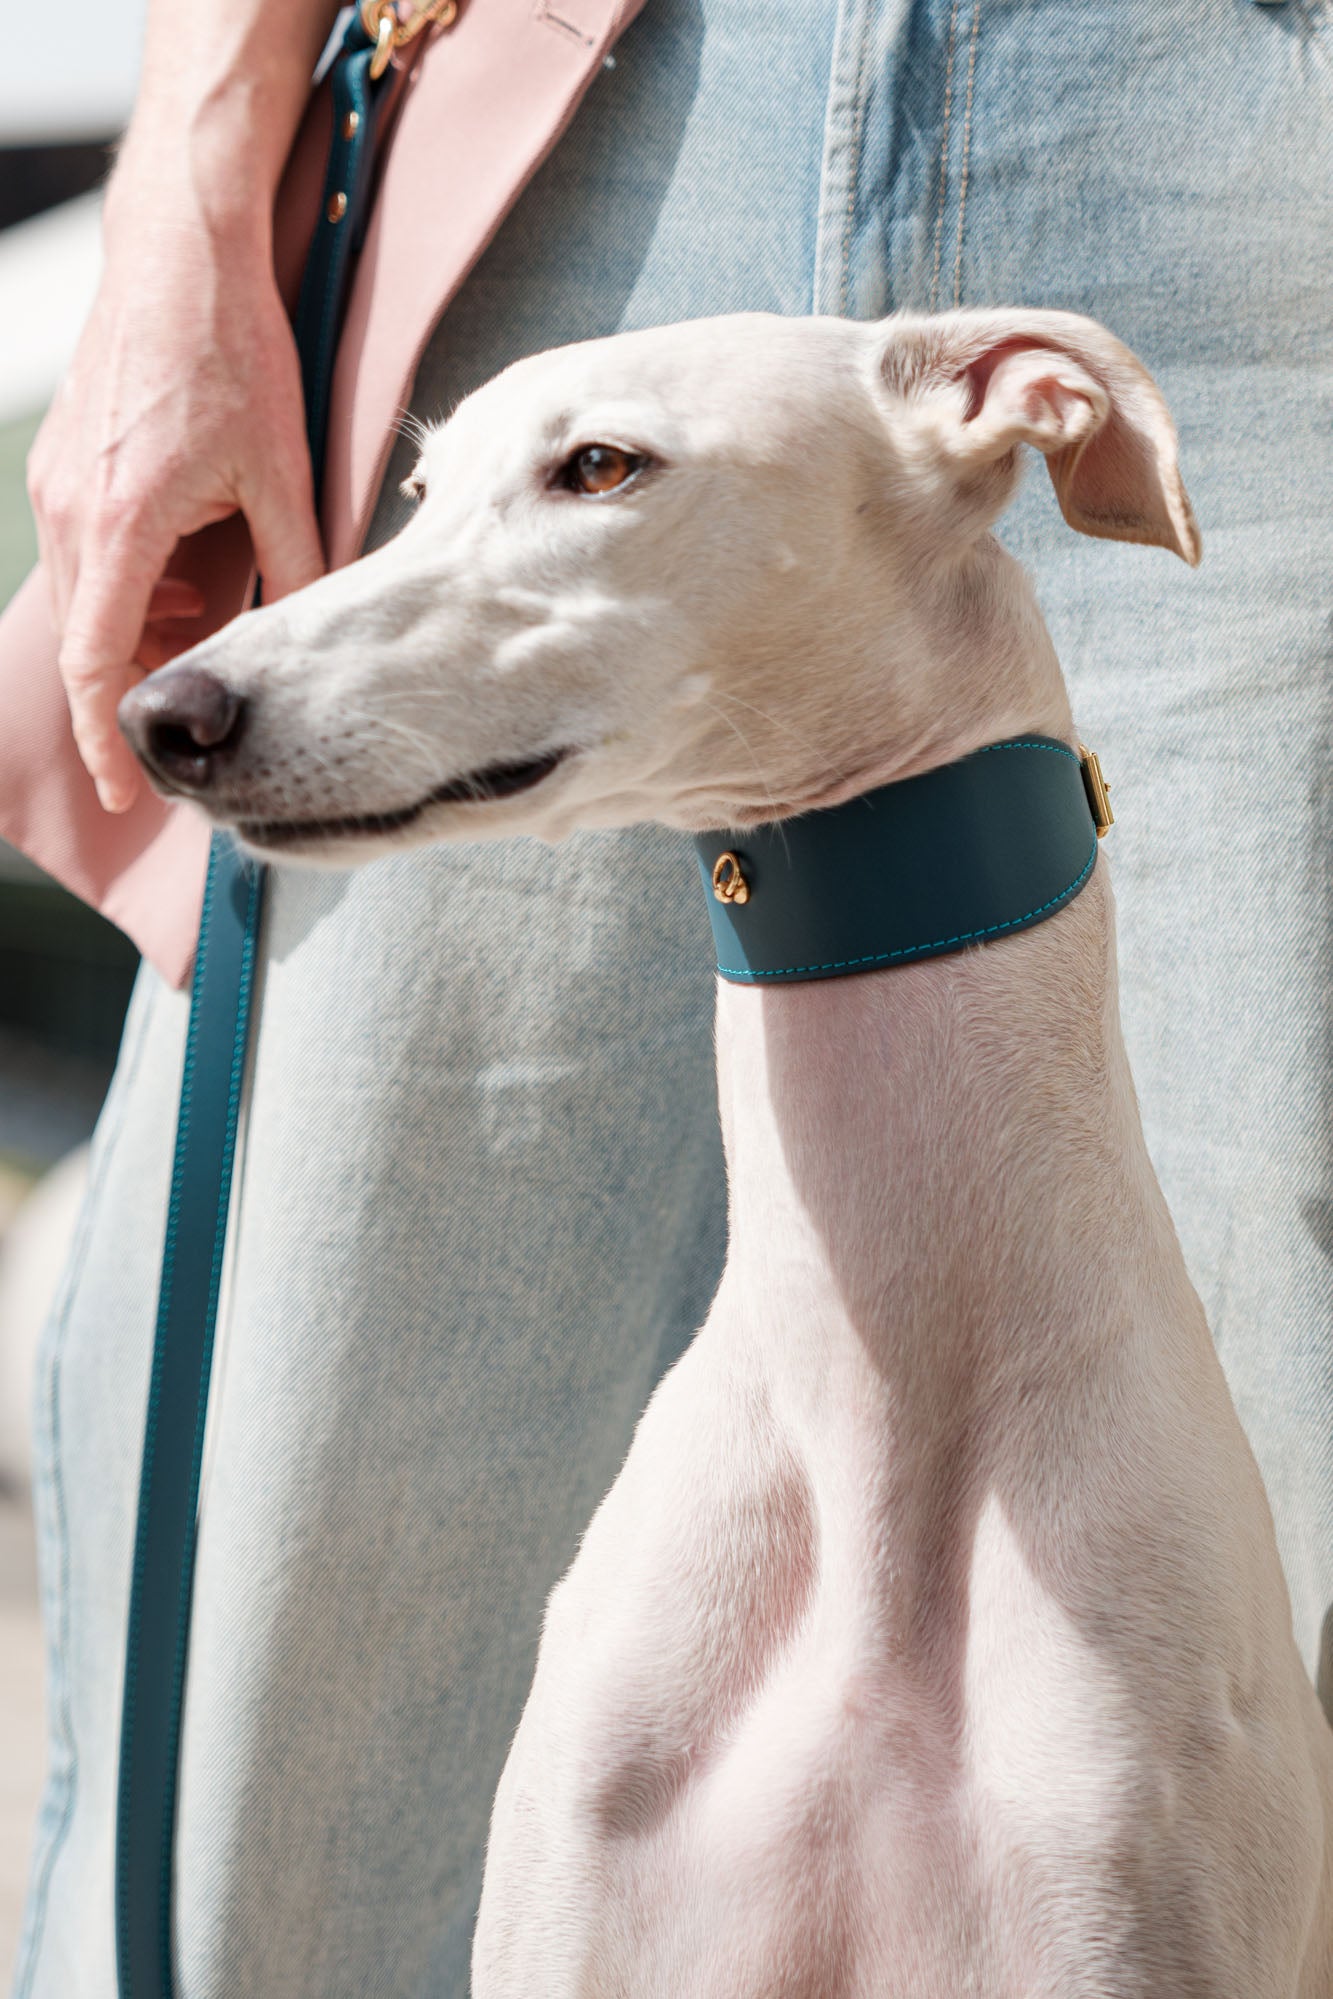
[812,0,875,316]
[951,0,982,308]
[717,840,1098,980]
[929,0,962,313]
[12,977,157,1999]
[839,3,873,316]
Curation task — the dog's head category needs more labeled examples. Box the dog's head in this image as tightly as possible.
[119,309,1198,862]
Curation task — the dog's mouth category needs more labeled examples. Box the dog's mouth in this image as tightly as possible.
[234,747,574,849]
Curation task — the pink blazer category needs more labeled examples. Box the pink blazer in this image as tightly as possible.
[0,0,643,988]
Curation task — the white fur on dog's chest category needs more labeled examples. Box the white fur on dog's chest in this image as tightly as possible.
[477,917,1332,1997]
[475,1334,1254,1999]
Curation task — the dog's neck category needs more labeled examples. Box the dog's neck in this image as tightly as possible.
[709,855,1191,1643]
[771,535,1075,816]
[709,548,1162,1374]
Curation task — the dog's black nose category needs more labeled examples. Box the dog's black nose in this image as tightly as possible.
[119,667,245,792]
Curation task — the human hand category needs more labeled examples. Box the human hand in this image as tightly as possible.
[28,162,324,812]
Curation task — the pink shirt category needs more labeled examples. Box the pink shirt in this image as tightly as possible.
[0,0,642,987]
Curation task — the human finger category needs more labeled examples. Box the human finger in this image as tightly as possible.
[59,530,174,810]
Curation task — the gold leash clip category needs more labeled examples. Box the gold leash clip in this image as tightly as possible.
[361,0,458,81]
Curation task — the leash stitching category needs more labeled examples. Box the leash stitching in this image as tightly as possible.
[116,835,219,1996]
[153,856,261,1981]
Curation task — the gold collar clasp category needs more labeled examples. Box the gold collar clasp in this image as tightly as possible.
[1078,744,1114,839]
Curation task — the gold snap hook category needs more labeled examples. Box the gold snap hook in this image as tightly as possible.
[1078,743,1114,839]
[368,8,396,78]
[711,852,750,906]
[362,0,458,79]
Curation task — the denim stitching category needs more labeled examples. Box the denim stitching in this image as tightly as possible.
[839,0,874,317]
[929,0,962,313]
[952,0,982,308]
[12,975,156,1998]
[717,841,1098,980]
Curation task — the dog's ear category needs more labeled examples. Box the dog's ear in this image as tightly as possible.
[875,309,1201,564]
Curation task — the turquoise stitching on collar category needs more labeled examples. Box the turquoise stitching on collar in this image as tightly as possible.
[694,734,1102,987]
[714,839,1097,981]
[976,737,1079,759]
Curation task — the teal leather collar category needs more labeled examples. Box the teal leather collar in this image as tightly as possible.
[694,736,1110,985]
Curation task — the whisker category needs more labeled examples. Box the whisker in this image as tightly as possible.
[697,697,787,835]
[708,684,853,794]
[390,407,433,457]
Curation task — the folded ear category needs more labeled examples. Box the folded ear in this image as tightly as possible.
[876,308,1201,564]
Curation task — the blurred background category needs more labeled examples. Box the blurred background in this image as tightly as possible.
[0,0,146,1973]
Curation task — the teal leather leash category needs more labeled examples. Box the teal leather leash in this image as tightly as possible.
[115,18,391,1996]
[694,737,1114,984]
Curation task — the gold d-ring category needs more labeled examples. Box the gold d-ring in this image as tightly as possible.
[711,852,750,906]
[361,0,458,80]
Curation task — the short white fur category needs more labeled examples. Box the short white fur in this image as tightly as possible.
[126,309,1333,1997]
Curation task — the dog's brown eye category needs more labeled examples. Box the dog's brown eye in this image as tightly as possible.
[561,445,643,496]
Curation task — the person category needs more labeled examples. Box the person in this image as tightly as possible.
[10,0,1332,1992]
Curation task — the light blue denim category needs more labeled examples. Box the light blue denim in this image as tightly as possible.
[16,2,1333,1994]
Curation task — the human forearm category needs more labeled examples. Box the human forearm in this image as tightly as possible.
[111,0,343,241]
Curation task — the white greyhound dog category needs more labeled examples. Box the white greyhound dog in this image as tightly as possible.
[120,308,1333,1997]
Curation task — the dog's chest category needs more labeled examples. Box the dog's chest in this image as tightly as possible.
[476,1345,1163,1999]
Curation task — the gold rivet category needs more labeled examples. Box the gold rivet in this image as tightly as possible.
[342,109,361,140]
[327,191,348,224]
[711,852,750,906]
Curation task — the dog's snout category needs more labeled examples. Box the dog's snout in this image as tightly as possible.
[119,667,246,792]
